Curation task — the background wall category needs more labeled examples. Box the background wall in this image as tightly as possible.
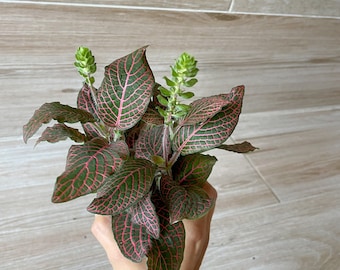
[23,0,340,18]
[231,0,340,18]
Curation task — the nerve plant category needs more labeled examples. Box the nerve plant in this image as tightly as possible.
[23,46,255,269]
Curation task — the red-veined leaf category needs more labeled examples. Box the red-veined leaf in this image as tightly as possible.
[135,125,169,162]
[112,212,153,262]
[125,121,144,150]
[77,83,98,117]
[97,46,155,130]
[23,102,96,143]
[179,94,231,126]
[87,159,156,215]
[142,107,164,125]
[147,192,185,270]
[172,153,217,186]
[77,83,102,139]
[52,137,122,202]
[110,140,130,160]
[35,123,86,146]
[129,192,160,239]
[160,176,214,224]
[172,85,244,155]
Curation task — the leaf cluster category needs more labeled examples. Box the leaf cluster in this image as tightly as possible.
[23,46,256,269]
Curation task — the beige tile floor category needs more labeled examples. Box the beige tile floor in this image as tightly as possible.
[1,1,339,269]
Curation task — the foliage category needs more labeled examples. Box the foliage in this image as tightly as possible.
[23,46,256,269]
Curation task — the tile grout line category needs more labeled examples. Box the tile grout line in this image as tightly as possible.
[229,136,281,203]
[0,0,236,14]
[242,104,340,117]
[228,0,235,12]
[243,153,281,203]
[1,0,340,20]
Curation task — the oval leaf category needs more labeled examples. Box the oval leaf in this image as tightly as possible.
[141,107,164,125]
[110,140,130,160]
[52,138,123,202]
[23,102,96,143]
[135,125,169,162]
[129,192,160,239]
[172,153,217,186]
[112,212,153,262]
[77,83,98,116]
[172,85,245,155]
[147,192,185,270]
[36,123,86,146]
[87,159,156,215]
[77,83,102,139]
[97,46,155,130]
[160,176,214,223]
[179,93,232,126]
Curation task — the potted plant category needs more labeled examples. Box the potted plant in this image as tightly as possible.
[23,46,256,269]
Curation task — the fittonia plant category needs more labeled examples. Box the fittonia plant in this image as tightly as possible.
[23,46,256,269]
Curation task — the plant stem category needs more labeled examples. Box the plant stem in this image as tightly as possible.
[86,77,99,109]
[162,124,170,170]
[168,150,180,169]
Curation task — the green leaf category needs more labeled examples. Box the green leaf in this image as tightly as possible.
[36,123,86,146]
[175,103,191,112]
[156,107,168,118]
[164,76,176,87]
[171,66,179,78]
[52,138,123,202]
[151,155,165,166]
[87,76,95,85]
[97,46,155,130]
[87,159,157,215]
[149,83,165,109]
[173,111,187,119]
[183,78,198,87]
[179,91,195,99]
[158,86,172,97]
[23,102,96,143]
[157,94,169,107]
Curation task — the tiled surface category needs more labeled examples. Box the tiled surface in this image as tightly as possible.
[1,1,340,269]
[3,0,340,17]
[204,189,340,269]
[9,0,233,11]
[235,123,340,201]
[232,0,340,18]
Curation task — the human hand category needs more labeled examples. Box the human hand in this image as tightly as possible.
[91,182,217,270]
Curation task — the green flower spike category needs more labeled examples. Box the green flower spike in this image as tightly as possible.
[157,52,199,126]
[74,46,97,85]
